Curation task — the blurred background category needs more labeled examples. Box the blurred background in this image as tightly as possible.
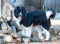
[0,0,60,17]
[0,0,60,43]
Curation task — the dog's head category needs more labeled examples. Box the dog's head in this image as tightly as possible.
[14,6,26,18]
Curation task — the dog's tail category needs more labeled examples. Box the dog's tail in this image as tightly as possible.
[46,9,56,19]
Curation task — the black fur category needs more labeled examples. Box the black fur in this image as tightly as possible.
[20,9,56,30]
[20,10,49,30]
[14,6,21,18]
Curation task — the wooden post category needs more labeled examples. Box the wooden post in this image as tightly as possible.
[0,0,1,15]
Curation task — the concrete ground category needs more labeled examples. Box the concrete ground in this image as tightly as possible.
[21,36,60,44]
[22,41,60,44]
[22,40,60,44]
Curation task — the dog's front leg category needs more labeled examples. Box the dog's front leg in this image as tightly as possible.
[21,25,32,43]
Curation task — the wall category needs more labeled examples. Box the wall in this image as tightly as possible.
[0,0,1,15]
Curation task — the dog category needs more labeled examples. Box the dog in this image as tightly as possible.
[14,6,56,42]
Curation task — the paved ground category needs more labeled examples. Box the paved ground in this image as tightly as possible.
[0,36,60,44]
[21,36,60,44]
[22,40,60,44]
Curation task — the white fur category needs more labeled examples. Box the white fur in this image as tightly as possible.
[21,25,32,42]
[21,24,33,37]
[19,12,22,16]
[46,11,53,19]
[41,26,50,40]
[33,25,43,39]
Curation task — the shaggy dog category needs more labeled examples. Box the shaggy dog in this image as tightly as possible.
[14,6,56,42]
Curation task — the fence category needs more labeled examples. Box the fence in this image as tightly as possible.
[44,0,60,12]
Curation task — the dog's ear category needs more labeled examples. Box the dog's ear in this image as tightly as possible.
[14,6,20,18]
[20,6,26,18]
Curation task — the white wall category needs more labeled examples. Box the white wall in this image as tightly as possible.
[55,13,60,19]
[51,19,60,25]
[51,13,60,25]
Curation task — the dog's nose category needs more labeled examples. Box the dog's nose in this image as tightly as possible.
[19,13,22,16]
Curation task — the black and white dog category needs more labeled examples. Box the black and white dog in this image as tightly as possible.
[14,6,56,42]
